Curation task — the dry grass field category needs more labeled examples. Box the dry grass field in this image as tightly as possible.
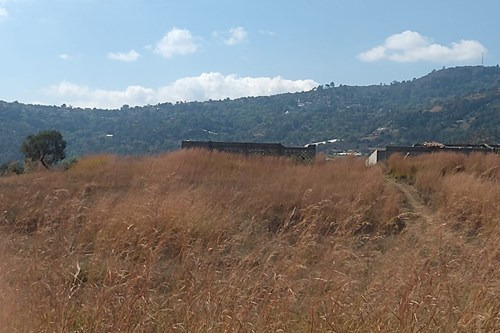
[0,150,498,332]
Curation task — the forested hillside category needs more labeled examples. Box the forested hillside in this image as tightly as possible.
[1,66,499,163]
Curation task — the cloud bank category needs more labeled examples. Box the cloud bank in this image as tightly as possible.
[46,73,318,109]
[359,30,486,63]
[154,28,198,58]
[107,49,140,62]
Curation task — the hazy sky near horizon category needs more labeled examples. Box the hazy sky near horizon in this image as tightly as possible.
[0,0,498,108]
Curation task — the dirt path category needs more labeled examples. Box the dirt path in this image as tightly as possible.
[386,177,434,229]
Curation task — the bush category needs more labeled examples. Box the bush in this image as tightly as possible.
[0,161,24,176]
[62,156,79,171]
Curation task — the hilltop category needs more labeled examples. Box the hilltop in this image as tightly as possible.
[1,65,499,162]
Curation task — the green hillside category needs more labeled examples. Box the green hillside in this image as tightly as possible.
[1,66,499,163]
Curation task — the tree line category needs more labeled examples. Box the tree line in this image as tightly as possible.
[1,66,499,164]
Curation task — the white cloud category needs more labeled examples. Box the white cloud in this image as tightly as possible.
[154,28,198,58]
[45,73,318,109]
[47,81,156,108]
[0,0,10,20]
[213,27,248,45]
[258,30,276,37]
[0,7,7,20]
[59,54,71,60]
[358,30,486,63]
[224,27,248,45]
[107,49,140,62]
[157,73,316,102]
[49,81,90,97]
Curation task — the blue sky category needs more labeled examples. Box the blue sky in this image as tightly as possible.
[0,0,498,109]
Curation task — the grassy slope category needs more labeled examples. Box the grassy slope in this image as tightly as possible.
[0,151,498,332]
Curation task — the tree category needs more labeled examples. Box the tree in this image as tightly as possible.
[20,130,66,169]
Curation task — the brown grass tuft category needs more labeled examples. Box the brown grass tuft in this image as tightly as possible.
[388,152,500,235]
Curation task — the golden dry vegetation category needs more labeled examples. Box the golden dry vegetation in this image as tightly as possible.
[0,150,498,332]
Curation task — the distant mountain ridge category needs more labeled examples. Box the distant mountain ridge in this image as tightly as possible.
[1,66,499,163]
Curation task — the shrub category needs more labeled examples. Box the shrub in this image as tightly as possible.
[0,161,24,176]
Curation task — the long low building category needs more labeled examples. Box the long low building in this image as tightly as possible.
[181,140,316,161]
[368,143,500,165]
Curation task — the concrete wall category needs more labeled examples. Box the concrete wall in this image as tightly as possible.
[369,145,499,164]
[367,149,386,166]
[181,141,316,161]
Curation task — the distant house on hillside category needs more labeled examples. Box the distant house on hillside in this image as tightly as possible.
[368,142,500,165]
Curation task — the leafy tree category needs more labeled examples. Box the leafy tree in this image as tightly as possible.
[20,130,66,169]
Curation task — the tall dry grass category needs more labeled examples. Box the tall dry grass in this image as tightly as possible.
[0,150,498,332]
[388,152,500,235]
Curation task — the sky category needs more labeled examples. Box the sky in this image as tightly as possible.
[0,0,498,109]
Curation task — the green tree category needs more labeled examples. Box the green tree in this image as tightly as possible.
[20,130,66,169]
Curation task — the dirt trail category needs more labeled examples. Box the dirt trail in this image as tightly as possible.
[386,177,434,227]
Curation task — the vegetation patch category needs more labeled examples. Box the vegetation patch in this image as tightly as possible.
[0,151,498,331]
